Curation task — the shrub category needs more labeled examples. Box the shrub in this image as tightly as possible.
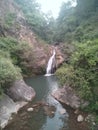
[4,12,16,28]
[56,64,76,86]
[56,39,98,111]
[0,37,34,75]
[0,57,22,95]
[0,37,35,96]
[0,50,10,59]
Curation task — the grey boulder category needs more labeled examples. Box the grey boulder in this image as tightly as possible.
[7,79,36,101]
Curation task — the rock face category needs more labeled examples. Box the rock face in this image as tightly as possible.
[7,79,36,101]
[52,86,81,109]
[54,46,65,68]
[0,79,36,129]
[0,94,16,128]
[0,94,28,129]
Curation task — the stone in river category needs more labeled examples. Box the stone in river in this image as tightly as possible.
[59,108,66,115]
[27,107,34,112]
[77,115,84,122]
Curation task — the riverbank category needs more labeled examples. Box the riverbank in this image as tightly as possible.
[0,79,36,129]
[3,75,90,130]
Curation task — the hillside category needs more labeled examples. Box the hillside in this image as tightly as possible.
[51,0,97,43]
[0,0,63,97]
[55,0,98,116]
[0,0,98,125]
[0,0,98,129]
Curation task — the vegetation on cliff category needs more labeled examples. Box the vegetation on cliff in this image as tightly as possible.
[14,0,55,43]
[0,0,49,96]
[54,0,98,43]
[55,0,98,114]
[0,37,34,95]
[0,0,98,118]
[56,40,98,111]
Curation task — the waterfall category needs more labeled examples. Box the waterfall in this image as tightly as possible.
[45,50,56,76]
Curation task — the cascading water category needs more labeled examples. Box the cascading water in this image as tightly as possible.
[45,50,56,76]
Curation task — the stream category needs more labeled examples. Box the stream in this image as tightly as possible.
[4,75,90,130]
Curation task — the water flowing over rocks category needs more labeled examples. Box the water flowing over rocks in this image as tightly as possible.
[46,49,56,75]
[50,46,64,68]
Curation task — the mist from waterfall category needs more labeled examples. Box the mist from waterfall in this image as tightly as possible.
[45,50,56,76]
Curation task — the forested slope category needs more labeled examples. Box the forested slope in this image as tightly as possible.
[0,0,54,96]
[0,0,63,97]
[55,0,98,113]
[0,0,98,115]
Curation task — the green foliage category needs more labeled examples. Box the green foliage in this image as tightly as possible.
[56,64,75,86]
[0,50,10,59]
[54,0,98,43]
[0,57,22,95]
[76,0,96,17]
[56,40,98,112]
[53,1,77,42]
[0,36,35,95]
[0,37,34,75]
[4,12,16,28]
[0,37,19,51]
[14,0,46,41]
[13,0,56,43]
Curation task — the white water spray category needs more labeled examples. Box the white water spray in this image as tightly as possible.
[45,50,56,76]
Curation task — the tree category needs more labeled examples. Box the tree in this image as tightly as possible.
[76,0,96,17]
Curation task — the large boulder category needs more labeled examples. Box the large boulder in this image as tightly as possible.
[0,79,35,129]
[7,79,36,101]
[52,86,81,109]
[0,94,28,129]
[0,94,16,128]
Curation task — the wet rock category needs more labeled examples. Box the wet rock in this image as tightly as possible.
[59,108,66,115]
[52,86,80,109]
[0,94,29,129]
[77,115,84,122]
[7,79,36,101]
[55,46,64,68]
[32,101,49,108]
[0,94,16,128]
[27,107,34,112]
[43,105,56,118]
[74,109,79,114]
[16,101,28,111]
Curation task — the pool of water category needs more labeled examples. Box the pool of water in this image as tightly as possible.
[4,75,90,130]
